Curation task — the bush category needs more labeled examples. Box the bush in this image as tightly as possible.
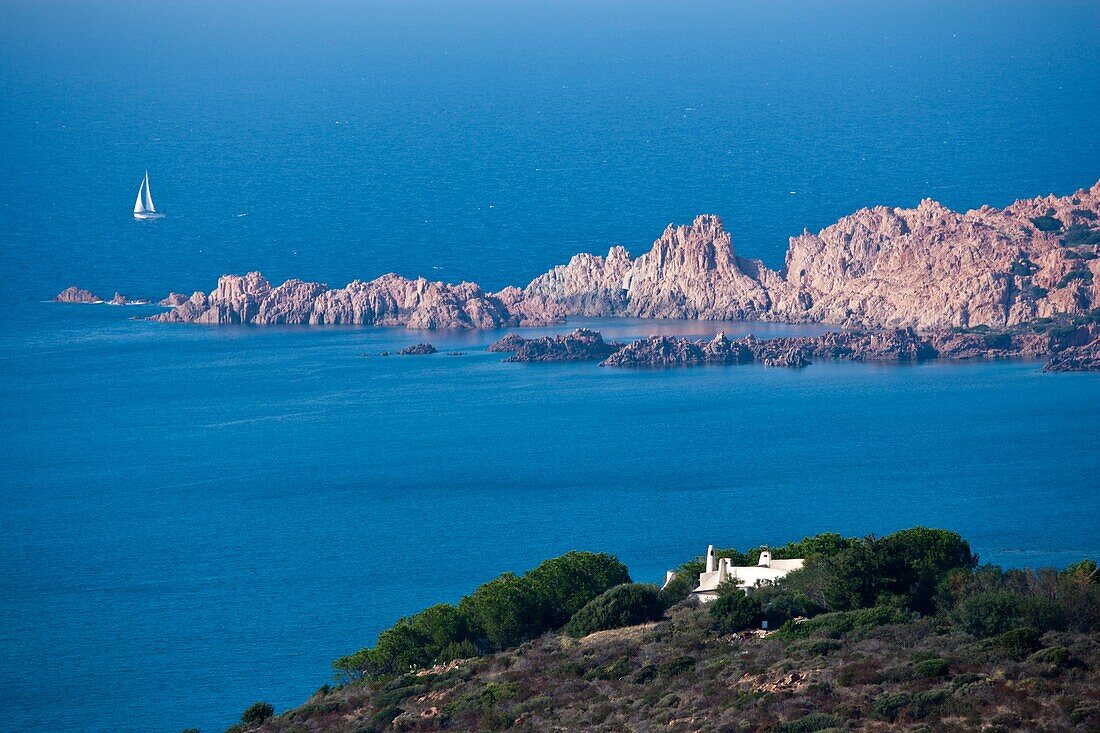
[955,590,1026,637]
[658,655,696,676]
[776,712,842,732]
[1061,224,1100,245]
[240,701,274,726]
[1057,269,1094,288]
[1009,258,1039,276]
[1030,215,1063,232]
[989,626,1041,657]
[1028,645,1071,667]
[754,584,826,628]
[709,589,761,632]
[912,657,950,678]
[564,583,665,637]
[873,691,912,721]
[774,606,912,639]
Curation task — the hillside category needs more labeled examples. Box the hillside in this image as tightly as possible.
[215,530,1099,733]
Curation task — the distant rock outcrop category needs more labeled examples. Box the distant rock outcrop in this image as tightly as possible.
[398,343,438,355]
[151,272,537,329]
[53,286,103,303]
[148,179,1100,336]
[493,325,1100,371]
[159,292,189,307]
[490,329,622,362]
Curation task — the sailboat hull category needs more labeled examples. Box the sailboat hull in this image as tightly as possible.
[133,212,164,220]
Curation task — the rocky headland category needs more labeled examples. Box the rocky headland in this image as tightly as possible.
[489,324,1100,372]
[146,180,1099,336]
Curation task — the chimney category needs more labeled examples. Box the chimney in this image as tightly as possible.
[706,545,717,573]
[718,557,730,585]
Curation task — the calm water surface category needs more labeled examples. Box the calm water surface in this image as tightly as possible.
[1,1,1099,731]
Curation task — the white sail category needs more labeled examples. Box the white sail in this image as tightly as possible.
[134,177,148,214]
[143,172,155,212]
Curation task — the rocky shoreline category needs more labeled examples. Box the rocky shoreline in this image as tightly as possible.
[52,180,1100,370]
[488,324,1100,372]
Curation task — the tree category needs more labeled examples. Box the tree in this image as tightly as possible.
[240,701,274,726]
[881,527,977,612]
[457,572,544,651]
[820,537,889,611]
[564,583,666,637]
[524,551,631,628]
[710,589,762,632]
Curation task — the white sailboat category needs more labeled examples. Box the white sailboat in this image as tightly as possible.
[133,172,163,220]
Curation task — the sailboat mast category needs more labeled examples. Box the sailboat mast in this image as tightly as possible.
[143,172,155,212]
[134,176,147,214]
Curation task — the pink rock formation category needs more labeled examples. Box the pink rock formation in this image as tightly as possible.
[518,216,781,320]
[159,292,189,307]
[53,286,103,303]
[152,272,536,329]
[776,183,1100,328]
[150,180,1100,332]
[517,181,1100,330]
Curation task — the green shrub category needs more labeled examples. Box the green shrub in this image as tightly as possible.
[955,590,1026,637]
[1061,224,1100,245]
[366,704,402,732]
[658,655,696,676]
[754,583,827,628]
[983,332,1013,350]
[584,655,633,681]
[776,712,843,732]
[989,626,1041,656]
[1009,258,1038,276]
[1030,215,1063,232]
[709,589,762,632]
[774,606,912,639]
[1027,646,1070,667]
[632,663,658,683]
[240,701,274,725]
[873,691,912,721]
[912,657,950,678]
[564,583,665,637]
[910,688,950,718]
[1057,269,1094,288]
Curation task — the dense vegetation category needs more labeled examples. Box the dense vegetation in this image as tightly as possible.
[216,528,1098,732]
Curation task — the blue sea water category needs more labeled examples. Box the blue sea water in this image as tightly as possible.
[1,1,1099,732]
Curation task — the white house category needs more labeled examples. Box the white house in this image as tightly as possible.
[664,545,805,603]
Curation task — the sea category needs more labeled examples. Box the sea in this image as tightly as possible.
[1,2,1098,731]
